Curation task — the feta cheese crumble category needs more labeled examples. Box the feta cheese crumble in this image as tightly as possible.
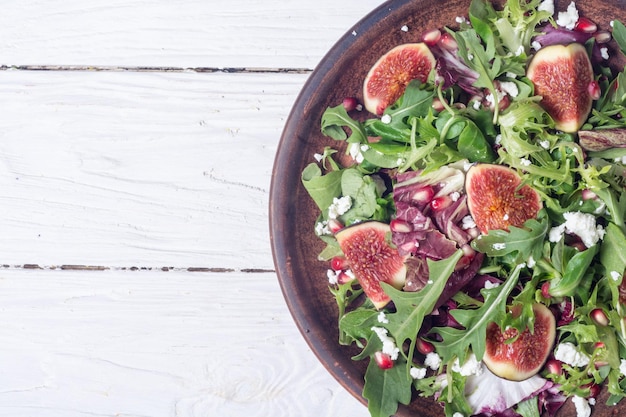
[401,25,409,32]
[327,269,340,285]
[377,311,389,324]
[484,280,500,289]
[611,271,622,281]
[424,352,442,370]
[315,221,330,236]
[381,114,392,124]
[520,158,532,167]
[349,142,364,163]
[548,211,605,247]
[601,47,609,60]
[499,81,519,98]
[538,0,555,15]
[554,342,590,367]
[572,395,592,417]
[453,413,465,417]
[452,353,484,376]
[371,327,400,360]
[556,1,579,30]
[410,366,427,380]
[461,215,477,230]
[539,140,550,149]
[492,242,506,250]
[328,196,352,220]
[620,358,626,376]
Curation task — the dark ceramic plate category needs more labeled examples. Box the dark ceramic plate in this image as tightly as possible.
[270,0,626,416]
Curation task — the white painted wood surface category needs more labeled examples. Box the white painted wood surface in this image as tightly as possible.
[0,0,385,416]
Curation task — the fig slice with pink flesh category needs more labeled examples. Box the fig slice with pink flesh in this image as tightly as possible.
[526,43,595,133]
[363,43,436,115]
[465,164,542,234]
[335,221,407,309]
[483,303,556,381]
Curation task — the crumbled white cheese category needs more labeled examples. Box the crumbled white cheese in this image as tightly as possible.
[611,271,622,281]
[538,0,555,15]
[377,311,389,324]
[556,1,579,30]
[500,81,519,98]
[314,153,323,162]
[532,40,542,51]
[539,140,550,149]
[572,395,592,417]
[527,255,536,268]
[371,327,400,360]
[494,134,502,145]
[410,367,427,380]
[349,142,364,163]
[619,358,626,376]
[381,114,392,124]
[352,30,357,36]
[461,215,477,230]
[327,269,340,285]
[315,221,330,236]
[328,196,352,220]
[452,353,484,377]
[492,242,506,250]
[401,25,409,32]
[601,47,609,60]
[549,211,605,247]
[554,342,590,367]
[452,413,465,417]
[427,279,434,285]
[484,280,500,290]
[355,104,363,111]
[424,352,442,370]
[520,158,532,167]
[472,99,481,110]
[503,213,510,221]
[514,45,525,56]
[450,191,461,202]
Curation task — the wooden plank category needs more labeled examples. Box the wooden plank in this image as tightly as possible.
[0,268,368,416]
[0,0,385,69]
[0,70,308,269]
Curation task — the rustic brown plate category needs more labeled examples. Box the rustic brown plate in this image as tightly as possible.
[269,0,626,416]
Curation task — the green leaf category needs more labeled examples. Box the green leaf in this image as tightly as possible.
[432,264,522,363]
[472,212,548,262]
[301,163,342,214]
[320,104,368,143]
[384,80,435,128]
[549,245,598,297]
[382,251,463,372]
[613,20,626,57]
[363,358,413,417]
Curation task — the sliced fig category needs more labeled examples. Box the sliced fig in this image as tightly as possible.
[526,43,594,132]
[483,303,556,381]
[335,221,407,309]
[363,43,436,115]
[465,164,541,234]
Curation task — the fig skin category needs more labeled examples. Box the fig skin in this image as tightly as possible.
[483,303,556,381]
[335,221,407,309]
[526,43,594,133]
[465,164,542,234]
[363,43,436,115]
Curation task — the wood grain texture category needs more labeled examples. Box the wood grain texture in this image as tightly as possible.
[0,269,367,417]
[0,0,384,69]
[0,70,303,269]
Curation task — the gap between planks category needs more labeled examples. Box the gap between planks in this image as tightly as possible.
[0,65,312,74]
[2,264,275,273]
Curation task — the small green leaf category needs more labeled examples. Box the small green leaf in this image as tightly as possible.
[301,163,342,214]
[321,104,368,143]
[363,358,413,417]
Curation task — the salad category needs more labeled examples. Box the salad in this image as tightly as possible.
[301,0,626,416]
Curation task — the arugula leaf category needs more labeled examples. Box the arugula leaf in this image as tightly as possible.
[383,251,463,363]
[384,80,435,129]
[321,104,368,143]
[363,358,413,417]
[613,20,626,57]
[472,212,548,263]
[432,264,522,363]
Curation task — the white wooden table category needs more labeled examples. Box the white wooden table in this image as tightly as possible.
[0,1,385,416]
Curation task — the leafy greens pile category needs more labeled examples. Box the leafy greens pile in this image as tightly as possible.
[301,0,626,416]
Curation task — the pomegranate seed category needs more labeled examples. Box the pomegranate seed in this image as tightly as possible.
[438,32,458,51]
[574,17,598,33]
[330,256,349,271]
[583,382,601,398]
[541,281,551,299]
[594,30,612,44]
[581,189,597,200]
[416,338,435,355]
[328,219,344,234]
[337,270,355,284]
[374,351,394,370]
[545,359,563,375]
[342,97,359,112]
[588,81,601,101]
[432,97,446,112]
[594,341,606,349]
[430,195,452,211]
[390,218,413,233]
[411,186,435,204]
[422,28,442,46]
[591,308,609,326]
